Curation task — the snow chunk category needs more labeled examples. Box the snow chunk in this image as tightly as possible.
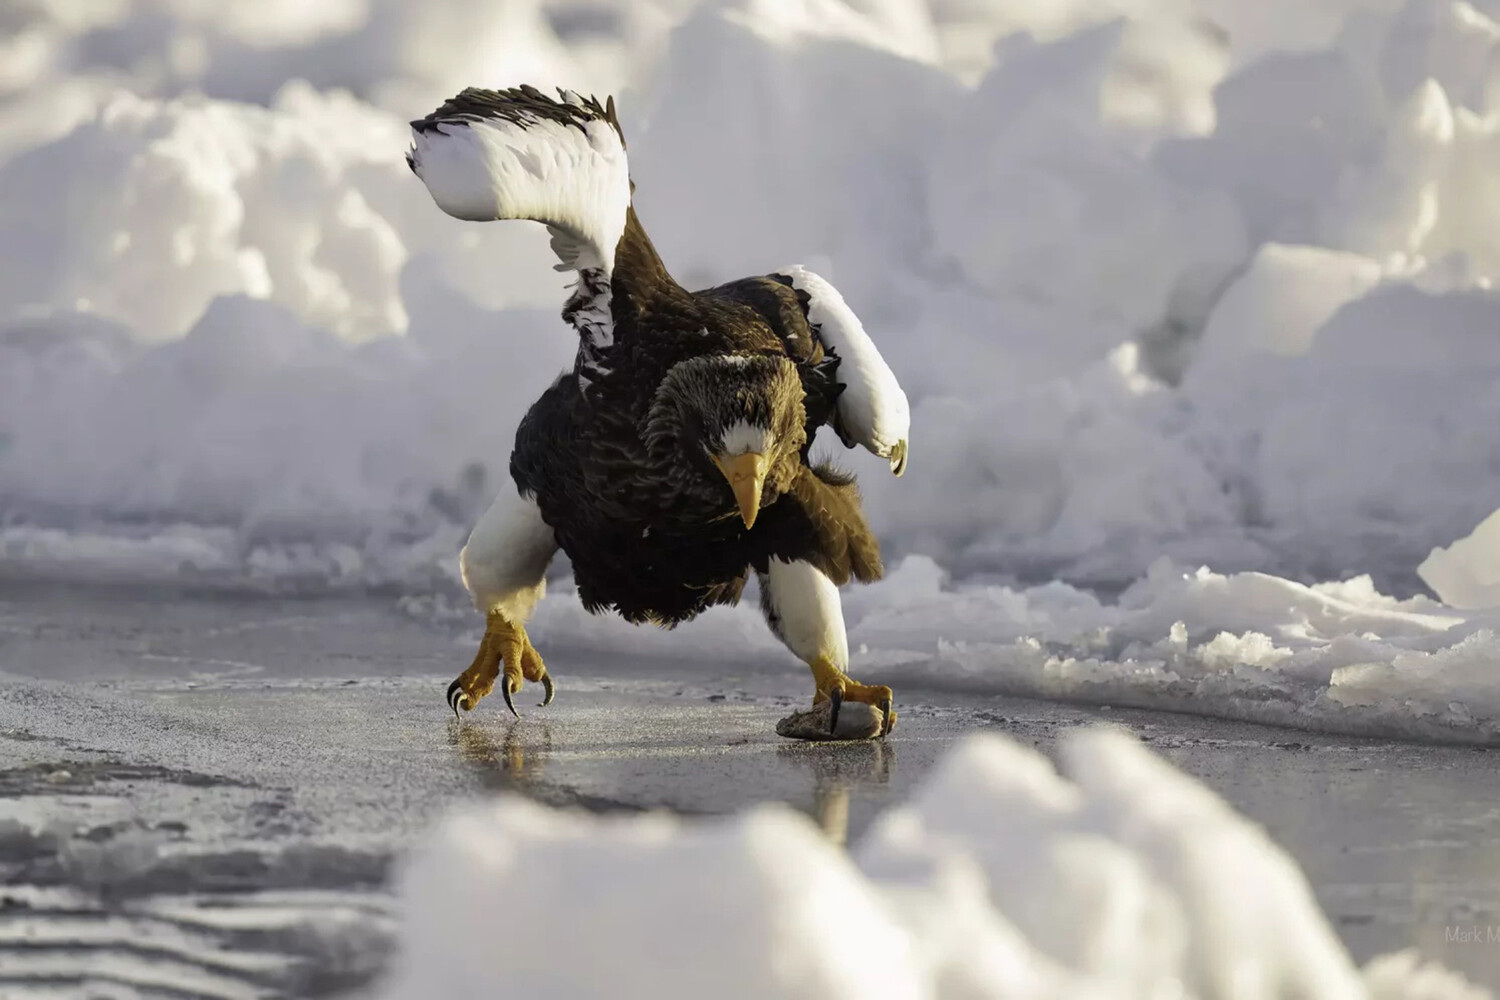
[1366,949,1495,1000]
[1320,78,1454,259]
[859,731,1366,997]
[926,22,1244,342]
[0,86,409,342]
[376,800,923,1000]
[823,557,1500,745]
[376,731,1487,999]
[1192,243,1383,369]
[1420,507,1500,608]
[633,0,959,290]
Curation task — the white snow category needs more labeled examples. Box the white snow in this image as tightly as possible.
[376,799,924,1000]
[1191,243,1384,368]
[372,729,1489,999]
[1420,508,1500,609]
[9,1,1500,742]
[508,552,1500,745]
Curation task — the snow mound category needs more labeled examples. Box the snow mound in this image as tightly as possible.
[373,730,1488,999]
[1191,242,1383,368]
[375,799,923,1000]
[853,556,1500,744]
[1420,508,1500,609]
[503,553,1500,745]
[0,85,409,343]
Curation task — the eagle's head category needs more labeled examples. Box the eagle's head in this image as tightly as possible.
[645,353,807,528]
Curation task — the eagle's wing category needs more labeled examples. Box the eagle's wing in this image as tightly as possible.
[407,86,630,275]
[772,266,910,476]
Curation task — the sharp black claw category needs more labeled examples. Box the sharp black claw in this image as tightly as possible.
[446,679,464,719]
[828,687,843,735]
[502,681,520,719]
[880,696,894,737]
[540,674,555,707]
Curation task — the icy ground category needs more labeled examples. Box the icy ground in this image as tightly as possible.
[0,586,1498,999]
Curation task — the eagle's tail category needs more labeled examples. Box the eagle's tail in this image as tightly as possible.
[408,86,631,275]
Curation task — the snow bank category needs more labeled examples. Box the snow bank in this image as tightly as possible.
[496,552,1500,746]
[848,555,1500,744]
[377,801,923,1000]
[1420,508,1500,609]
[11,0,1500,591]
[373,730,1488,999]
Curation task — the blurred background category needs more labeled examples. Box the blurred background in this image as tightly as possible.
[1,0,1497,600]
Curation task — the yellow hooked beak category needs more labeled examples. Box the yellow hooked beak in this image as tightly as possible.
[712,452,769,529]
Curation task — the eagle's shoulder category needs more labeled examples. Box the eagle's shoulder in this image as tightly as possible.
[692,275,821,361]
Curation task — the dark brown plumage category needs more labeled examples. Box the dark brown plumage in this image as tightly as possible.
[511,210,882,626]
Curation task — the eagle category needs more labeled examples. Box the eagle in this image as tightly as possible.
[407,86,910,738]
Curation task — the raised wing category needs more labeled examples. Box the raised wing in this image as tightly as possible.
[408,86,630,274]
[773,267,910,476]
[408,86,631,379]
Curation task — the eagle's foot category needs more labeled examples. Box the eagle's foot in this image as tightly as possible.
[446,611,553,719]
[774,656,895,740]
[816,679,896,737]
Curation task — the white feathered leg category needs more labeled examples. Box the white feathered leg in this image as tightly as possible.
[449,484,558,718]
[759,558,895,739]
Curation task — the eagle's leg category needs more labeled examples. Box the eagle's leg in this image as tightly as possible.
[449,484,558,718]
[760,558,896,739]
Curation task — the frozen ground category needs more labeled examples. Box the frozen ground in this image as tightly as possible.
[0,585,1497,997]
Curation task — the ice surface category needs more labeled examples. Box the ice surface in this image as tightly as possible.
[372,730,1489,999]
[11,1,1500,745]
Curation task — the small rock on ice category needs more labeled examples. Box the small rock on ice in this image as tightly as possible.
[776,700,888,741]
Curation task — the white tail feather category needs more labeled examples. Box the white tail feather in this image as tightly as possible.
[409,90,630,275]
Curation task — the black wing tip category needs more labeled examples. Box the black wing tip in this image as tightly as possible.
[410,85,626,147]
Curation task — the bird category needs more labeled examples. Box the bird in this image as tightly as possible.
[407,86,910,738]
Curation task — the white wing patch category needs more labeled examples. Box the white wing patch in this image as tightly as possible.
[409,89,630,383]
[777,266,911,475]
[408,96,630,275]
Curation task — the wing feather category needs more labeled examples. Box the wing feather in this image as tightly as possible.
[408,86,630,275]
[774,266,911,475]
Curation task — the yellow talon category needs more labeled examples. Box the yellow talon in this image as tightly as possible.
[808,654,896,737]
[446,611,554,717]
